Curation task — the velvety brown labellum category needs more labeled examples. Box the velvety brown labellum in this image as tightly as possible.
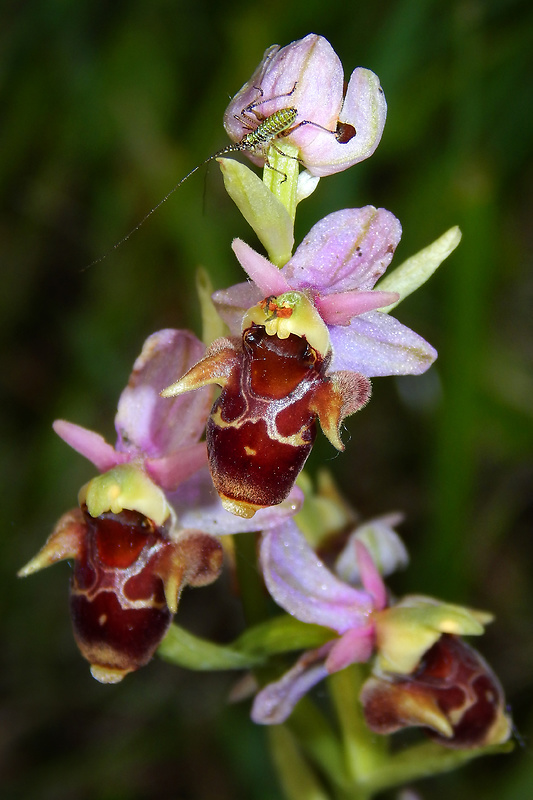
[19,502,223,682]
[70,507,176,681]
[164,320,370,517]
[207,325,326,516]
[361,634,511,749]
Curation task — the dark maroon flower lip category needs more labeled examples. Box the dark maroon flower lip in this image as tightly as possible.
[162,317,370,518]
[361,634,512,749]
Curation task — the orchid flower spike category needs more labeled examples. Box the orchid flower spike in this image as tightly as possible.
[224,34,387,177]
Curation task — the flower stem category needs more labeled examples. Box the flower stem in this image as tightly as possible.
[328,666,386,787]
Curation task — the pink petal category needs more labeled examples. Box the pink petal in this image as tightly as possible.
[316,289,399,325]
[260,521,373,634]
[301,67,387,177]
[325,624,375,673]
[231,239,292,296]
[115,330,212,459]
[282,208,402,295]
[329,311,437,376]
[53,420,127,472]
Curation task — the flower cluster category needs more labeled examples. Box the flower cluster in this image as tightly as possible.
[20,32,511,795]
[19,330,299,682]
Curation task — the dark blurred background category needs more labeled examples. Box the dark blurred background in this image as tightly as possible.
[2,1,533,798]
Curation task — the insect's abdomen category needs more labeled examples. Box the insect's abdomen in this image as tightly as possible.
[206,326,323,518]
[242,107,298,153]
[70,508,173,682]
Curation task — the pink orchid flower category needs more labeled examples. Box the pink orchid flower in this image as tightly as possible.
[214,207,437,377]
[224,34,386,177]
[251,520,388,724]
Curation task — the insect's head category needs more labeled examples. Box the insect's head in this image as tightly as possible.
[241,291,330,358]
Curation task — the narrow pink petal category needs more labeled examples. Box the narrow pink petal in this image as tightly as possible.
[325,624,375,673]
[145,442,208,492]
[231,239,292,296]
[356,541,387,610]
[53,420,126,472]
[260,521,373,633]
[316,290,400,325]
[251,644,332,725]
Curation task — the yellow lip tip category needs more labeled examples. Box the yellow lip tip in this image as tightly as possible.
[220,496,262,519]
[90,664,130,684]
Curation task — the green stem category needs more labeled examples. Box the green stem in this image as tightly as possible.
[268,725,332,800]
[328,666,386,791]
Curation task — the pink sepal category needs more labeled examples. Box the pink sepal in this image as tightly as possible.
[251,643,332,725]
[260,521,373,634]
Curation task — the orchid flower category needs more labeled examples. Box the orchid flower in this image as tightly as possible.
[224,33,386,177]
[213,207,437,377]
[252,519,511,750]
[52,329,212,492]
[251,519,388,724]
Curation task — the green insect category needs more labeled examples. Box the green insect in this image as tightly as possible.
[87,85,349,267]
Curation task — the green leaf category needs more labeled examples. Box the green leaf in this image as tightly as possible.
[158,624,262,670]
[233,614,334,659]
[158,615,333,672]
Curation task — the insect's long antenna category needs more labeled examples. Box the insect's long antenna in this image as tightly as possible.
[83,144,241,271]
[83,101,301,270]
